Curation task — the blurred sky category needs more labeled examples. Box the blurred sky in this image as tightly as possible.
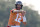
[16,0,40,14]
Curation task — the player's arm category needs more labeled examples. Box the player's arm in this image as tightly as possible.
[21,10,26,16]
[11,10,26,14]
[21,10,27,25]
[13,10,26,16]
[9,10,21,13]
[23,15,27,26]
[12,10,23,13]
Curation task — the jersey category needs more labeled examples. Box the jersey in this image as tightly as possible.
[8,9,26,26]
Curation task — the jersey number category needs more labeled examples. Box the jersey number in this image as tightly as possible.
[15,14,21,23]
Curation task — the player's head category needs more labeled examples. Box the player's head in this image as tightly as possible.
[15,1,23,10]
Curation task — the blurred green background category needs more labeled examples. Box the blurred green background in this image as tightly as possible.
[0,0,40,27]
